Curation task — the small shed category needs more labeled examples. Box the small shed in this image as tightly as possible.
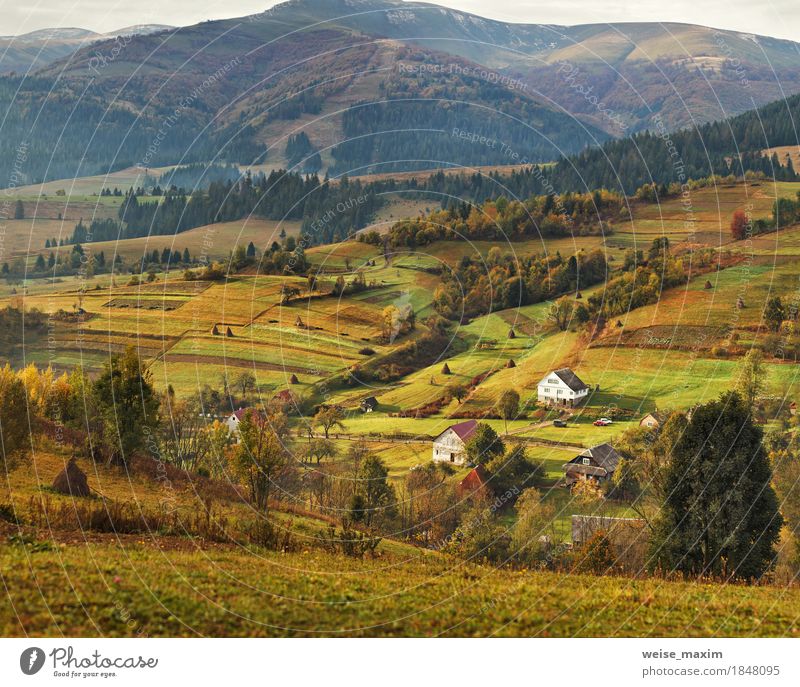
[458,464,490,497]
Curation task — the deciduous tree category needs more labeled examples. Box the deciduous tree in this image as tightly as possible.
[496,388,520,433]
[465,423,505,465]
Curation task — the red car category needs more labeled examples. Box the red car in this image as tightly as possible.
[593,418,613,426]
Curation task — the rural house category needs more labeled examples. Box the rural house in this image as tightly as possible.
[562,442,621,485]
[360,396,379,413]
[432,419,477,465]
[225,408,249,436]
[639,411,668,429]
[537,368,589,406]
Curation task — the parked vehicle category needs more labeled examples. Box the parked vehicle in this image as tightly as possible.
[593,418,613,426]
[553,419,568,428]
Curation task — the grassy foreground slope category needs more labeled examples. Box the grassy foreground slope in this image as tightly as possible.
[2,540,799,637]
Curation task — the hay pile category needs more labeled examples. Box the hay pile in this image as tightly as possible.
[52,458,90,497]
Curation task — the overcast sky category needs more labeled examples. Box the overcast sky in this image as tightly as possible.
[1,0,798,41]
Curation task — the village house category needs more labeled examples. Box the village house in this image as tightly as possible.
[562,442,621,485]
[639,411,668,429]
[360,396,379,413]
[537,368,589,407]
[225,408,249,436]
[432,419,477,465]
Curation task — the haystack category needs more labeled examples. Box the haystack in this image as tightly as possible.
[211,324,220,335]
[52,458,90,497]
[289,374,299,385]
[506,358,516,369]
[508,328,516,339]
[442,363,451,375]
[226,326,234,337]
[704,280,713,290]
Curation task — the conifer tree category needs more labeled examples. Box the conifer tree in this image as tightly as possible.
[651,391,781,580]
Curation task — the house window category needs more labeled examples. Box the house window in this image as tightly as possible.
[557,389,563,395]
[582,458,591,466]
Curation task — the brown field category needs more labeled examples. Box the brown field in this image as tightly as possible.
[764,145,800,169]
[1,165,173,197]
[16,217,303,266]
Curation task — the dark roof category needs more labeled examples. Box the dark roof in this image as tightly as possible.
[231,407,248,420]
[361,396,378,408]
[564,443,621,477]
[437,419,478,443]
[581,443,621,472]
[553,368,589,392]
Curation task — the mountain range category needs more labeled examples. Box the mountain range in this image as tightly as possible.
[0,25,173,75]
[1,0,800,185]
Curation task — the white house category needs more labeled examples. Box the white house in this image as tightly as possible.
[432,419,478,466]
[225,408,249,436]
[537,368,589,407]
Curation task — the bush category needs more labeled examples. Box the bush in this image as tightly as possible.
[322,520,381,558]
[358,347,375,356]
[242,518,296,552]
[0,503,20,525]
[574,530,616,575]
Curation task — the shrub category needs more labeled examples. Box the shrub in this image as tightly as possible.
[574,530,616,575]
[321,520,381,558]
[242,518,296,552]
[0,503,20,525]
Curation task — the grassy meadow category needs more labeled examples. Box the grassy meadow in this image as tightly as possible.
[1,445,798,638]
